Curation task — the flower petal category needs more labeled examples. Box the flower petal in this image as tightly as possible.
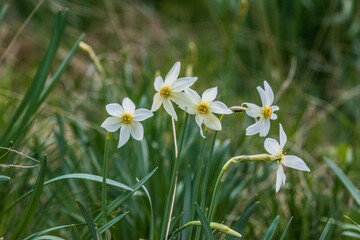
[264,81,274,105]
[257,86,271,107]
[154,76,164,91]
[106,103,124,117]
[202,87,217,104]
[246,120,262,136]
[170,92,193,108]
[279,123,287,148]
[244,103,262,118]
[184,88,202,105]
[171,77,197,92]
[151,93,163,112]
[210,101,232,114]
[163,98,178,120]
[203,113,221,131]
[195,114,205,138]
[264,138,282,156]
[270,113,278,120]
[101,117,122,132]
[164,62,180,86]
[259,118,271,137]
[271,105,279,112]
[180,105,197,115]
[276,164,286,193]
[133,108,153,121]
[129,121,144,140]
[122,97,136,114]
[118,126,131,148]
[282,155,310,172]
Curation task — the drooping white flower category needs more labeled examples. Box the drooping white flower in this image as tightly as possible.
[151,62,198,121]
[101,97,153,148]
[181,87,232,137]
[264,123,310,193]
[244,81,279,137]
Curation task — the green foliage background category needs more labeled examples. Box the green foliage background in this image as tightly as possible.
[0,0,359,239]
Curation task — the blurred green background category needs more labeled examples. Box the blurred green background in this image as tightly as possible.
[0,0,359,239]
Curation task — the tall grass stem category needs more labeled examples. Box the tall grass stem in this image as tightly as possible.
[102,132,112,235]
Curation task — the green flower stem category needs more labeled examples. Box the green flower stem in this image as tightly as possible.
[208,154,278,221]
[102,132,112,229]
[160,114,189,240]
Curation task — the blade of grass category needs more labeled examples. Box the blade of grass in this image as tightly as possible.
[195,203,214,240]
[181,165,192,239]
[9,156,47,240]
[141,184,154,240]
[0,4,8,25]
[23,224,84,240]
[325,158,360,206]
[77,200,102,240]
[0,175,10,182]
[280,216,293,240]
[228,200,260,240]
[261,215,280,240]
[71,225,82,240]
[99,212,128,234]
[319,218,333,240]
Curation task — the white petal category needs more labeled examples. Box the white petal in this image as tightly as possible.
[244,103,262,118]
[163,99,178,121]
[271,105,279,112]
[122,97,136,114]
[259,118,271,137]
[246,120,262,136]
[101,117,122,132]
[279,123,287,148]
[282,155,310,172]
[264,138,282,156]
[171,77,197,92]
[276,165,286,193]
[195,114,205,138]
[118,126,131,148]
[154,76,164,91]
[151,93,163,112]
[133,108,153,121]
[264,81,274,105]
[202,87,217,104]
[203,113,221,131]
[129,121,144,140]
[209,101,233,114]
[257,86,271,107]
[270,113,278,120]
[180,105,197,115]
[170,92,193,108]
[106,103,124,117]
[164,62,180,86]
[184,88,202,105]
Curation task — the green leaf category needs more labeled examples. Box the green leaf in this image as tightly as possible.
[228,200,260,240]
[325,158,360,206]
[141,184,154,240]
[32,236,64,240]
[319,218,333,240]
[280,216,293,240]
[195,203,214,240]
[94,168,158,224]
[71,225,82,240]
[0,175,10,182]
[10,156,47,240]
[262,215,280,240]
[99,212,128,234]
[181,165,192,240]
[0,4,8,25]
[23,224,82,240]
[76,200,102,240]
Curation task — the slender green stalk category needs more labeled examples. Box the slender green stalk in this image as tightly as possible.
[160,114,189,240]
[102,132,112,231]
[208,154,278,221]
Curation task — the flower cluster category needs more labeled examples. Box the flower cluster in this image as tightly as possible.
[101,61,310,193]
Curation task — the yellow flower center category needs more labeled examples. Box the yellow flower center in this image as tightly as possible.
[263,107,272,119]
[121,113,133,124]
[160,87,171,98]
[198,103,209,114]
[279,152,286,162]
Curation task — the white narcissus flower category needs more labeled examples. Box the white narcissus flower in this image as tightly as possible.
[182,87,232,137]
[264,123,310,193]
[244,81,279,137]
[101,97,153,148]
[151,61,198,121]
